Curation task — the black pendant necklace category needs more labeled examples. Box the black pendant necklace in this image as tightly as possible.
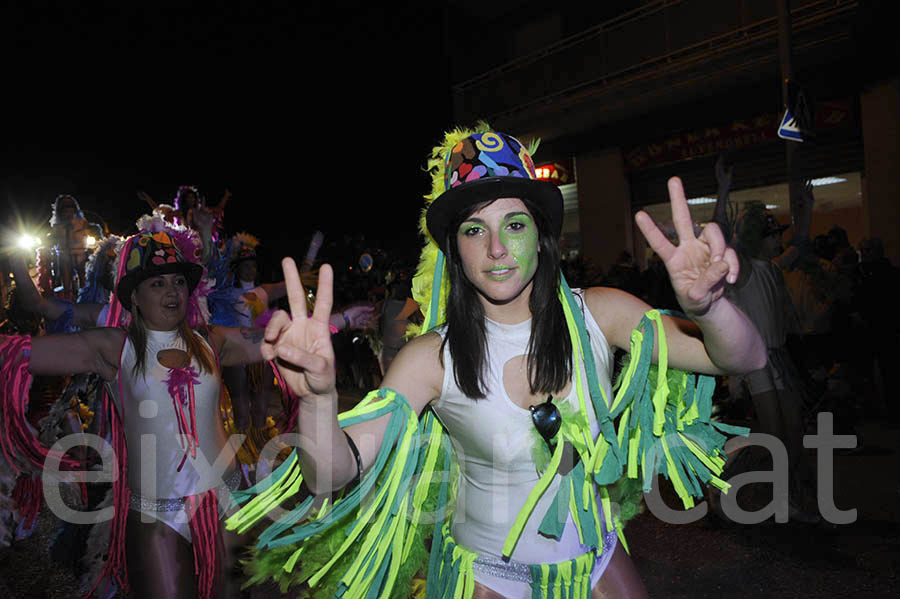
[529,395,561,448]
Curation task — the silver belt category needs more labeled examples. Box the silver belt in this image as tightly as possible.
[471,528,617,584]
[472,555,534,583]
[129,469,242,513]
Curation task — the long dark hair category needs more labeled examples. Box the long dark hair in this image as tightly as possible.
[441,197,572,399]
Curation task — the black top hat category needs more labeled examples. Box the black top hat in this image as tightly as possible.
[425,131,563,253]
[115,230,203,310]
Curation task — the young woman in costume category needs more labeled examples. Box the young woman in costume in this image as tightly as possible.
[228,126,766,599]
[0,220,283,599]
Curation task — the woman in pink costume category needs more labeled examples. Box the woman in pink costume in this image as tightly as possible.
[1,221,278,599]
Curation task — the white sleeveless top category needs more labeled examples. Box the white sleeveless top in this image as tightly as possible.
[110,329,234,500]
[432,289,614,563]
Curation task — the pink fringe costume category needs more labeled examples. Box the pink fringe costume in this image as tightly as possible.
[1,221,240,599]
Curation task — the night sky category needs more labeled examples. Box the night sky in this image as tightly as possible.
[2,3,454,273]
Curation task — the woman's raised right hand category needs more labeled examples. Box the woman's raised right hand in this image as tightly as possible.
[261,258,336,400]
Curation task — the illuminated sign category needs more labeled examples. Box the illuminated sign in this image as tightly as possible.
[533,160,572,185]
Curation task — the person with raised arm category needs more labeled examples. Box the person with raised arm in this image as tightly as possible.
[229,124,766,599]
[0,218,290,599]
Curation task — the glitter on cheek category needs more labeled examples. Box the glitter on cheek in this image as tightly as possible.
[500,219,539,282]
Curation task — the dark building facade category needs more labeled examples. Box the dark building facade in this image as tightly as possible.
[446,0,899,270]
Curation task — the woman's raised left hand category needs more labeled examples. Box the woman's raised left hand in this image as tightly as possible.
[634,177,739,317]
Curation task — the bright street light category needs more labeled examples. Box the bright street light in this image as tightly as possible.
[17,234,40,250]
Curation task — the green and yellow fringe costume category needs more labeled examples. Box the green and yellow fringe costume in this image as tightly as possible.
[225,124,747,598]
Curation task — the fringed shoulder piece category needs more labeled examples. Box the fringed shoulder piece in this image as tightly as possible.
[502,281,749,558]
[226,388,453,598]
[0,336,79,474]
[229,287,748,598]
[613,309,749,508]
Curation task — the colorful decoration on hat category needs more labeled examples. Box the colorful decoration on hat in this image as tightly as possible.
[119,231,191,285]
[108,215,209,327]
[148,202,178,226]
[444,131,538,190]
[134,213,205,266]
[409,122,540,338]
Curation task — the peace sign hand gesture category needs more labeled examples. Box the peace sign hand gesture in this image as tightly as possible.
[261,258,337,400]
[634,177,739,318]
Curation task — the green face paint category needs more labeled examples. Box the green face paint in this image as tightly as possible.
[499,213,539,283]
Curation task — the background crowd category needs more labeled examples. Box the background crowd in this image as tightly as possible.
[2,166,897,449]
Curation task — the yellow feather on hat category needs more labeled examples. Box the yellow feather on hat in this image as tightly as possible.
[407,121,491,338]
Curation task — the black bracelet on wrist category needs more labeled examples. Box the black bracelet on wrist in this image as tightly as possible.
[343,430,362,487]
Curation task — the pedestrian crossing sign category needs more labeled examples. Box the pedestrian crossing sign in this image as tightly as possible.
[778,108,804,142]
